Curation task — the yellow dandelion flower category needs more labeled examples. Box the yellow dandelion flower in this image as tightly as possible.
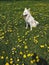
[6,56,8,59]
[48,50,49,52]
[12,52,14,55]
[19,39,22,42]
[17,36,20,38]
[30,53,34,56]
[18,38,20,41]
[2,51,5,54]
[27,30,30,33]
[1,56,4,59]
[0,29,2,31]
[34,39,38,44]
[24,45,28,49]
[0,37,1,40]
[12,47,16,51]
[17,33,19,35]
[26,50,28,53]
[30,60,34,64]
[5,62,9,65]
[29,38,31,40]
[33,59,35,62]
[2,32,4,35]
[10,58,13,61]
[10,60,13,64]
[7,40,8,42]
[36,59,40,62]
[35,40,38,44]
[9,29,12,32]
[23,41,26,44]
[18,38,22,42]
[22,36,25,38]
[13,64,15,65]
[22,63,24,65]
[33,35,39,44]
[16,64,19,65]
[17,58,20,62]
[23,54,27,58]
[45,44,47,47]
[23,41,25,43]
[36,56,39,59]
[17,44,21,48]
[31,59,35,63]
[5,42,8,45]
[47,46,49,49]
[25,32,28,35]
[40,45,45,48]
[36,35,39,37]
[27,53,31,57]
[1,36,4,39]
[34,36,38,44]
[20,51,23,55]
[34,36,36,39]
[25,39,27,41]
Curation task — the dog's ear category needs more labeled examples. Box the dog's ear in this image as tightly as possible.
[28,8,30,11]
[25,8,27,10]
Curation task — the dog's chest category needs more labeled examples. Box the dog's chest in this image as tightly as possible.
[24,15,34,23]
[25,16,32,23]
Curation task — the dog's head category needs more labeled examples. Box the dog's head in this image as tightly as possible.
[23,8,30,17]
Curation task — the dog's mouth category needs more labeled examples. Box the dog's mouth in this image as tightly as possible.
[23,14,28,17]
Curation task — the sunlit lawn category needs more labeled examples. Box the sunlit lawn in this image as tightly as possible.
[0,1,49,65]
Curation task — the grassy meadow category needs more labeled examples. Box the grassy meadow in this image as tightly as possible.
[0,1,49,65]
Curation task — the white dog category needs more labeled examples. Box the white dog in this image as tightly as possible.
[23,8,39,30]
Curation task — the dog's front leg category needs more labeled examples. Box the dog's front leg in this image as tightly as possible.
[30,24,32,31]
[26,22,28,29]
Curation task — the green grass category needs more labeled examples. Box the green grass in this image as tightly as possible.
[0,1,49,65]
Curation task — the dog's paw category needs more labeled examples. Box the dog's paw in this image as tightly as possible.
[25,27,28,29]
[30,28,32,31]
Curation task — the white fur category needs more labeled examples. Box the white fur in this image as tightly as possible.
[23,8,39,30]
